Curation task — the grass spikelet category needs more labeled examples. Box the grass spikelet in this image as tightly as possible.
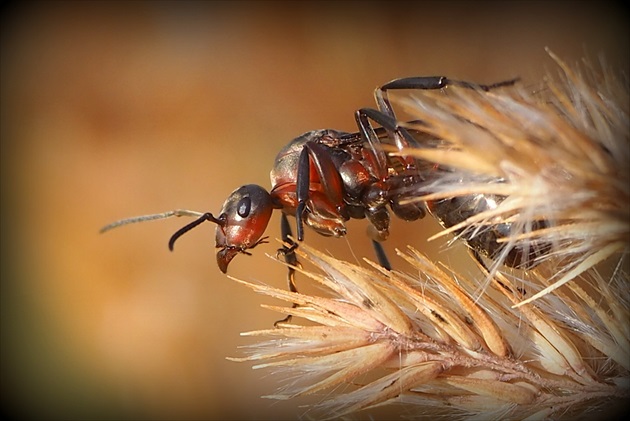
[230,243,627,419]
[395,49,629,304]
[230,52,629,419]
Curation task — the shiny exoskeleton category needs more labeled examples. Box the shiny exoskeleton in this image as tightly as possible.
[102,75,546,275]
[427,188,549,269]
[193,124,427,273]
[269,128,426,240]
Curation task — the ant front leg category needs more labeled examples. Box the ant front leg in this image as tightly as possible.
[279,138,348,325]
[279,213,299,294]
[295,142,394,273]
[295,140,347,241]
[275,213,300,326]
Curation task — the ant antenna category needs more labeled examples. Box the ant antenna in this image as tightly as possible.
[100,209,207,233]
[168,212,225,251]
[101,209,225,250]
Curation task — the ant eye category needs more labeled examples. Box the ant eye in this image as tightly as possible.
[237,196,252,218]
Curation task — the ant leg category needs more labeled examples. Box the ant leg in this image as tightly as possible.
[275,213,300,326]
[295,146,310,241]
[372,240,392,271]
[280,213,299,293]
[380,76,519,93]
[375,76,519,122]
[354,108,390,179]
[363,76,519,154]
[354,108,427,270]
[376,76,468,119]
[295,141,347,241]
[356,108,427,179]
[354,107,414,268]
[357,108,418,146]
[355,106,419,182]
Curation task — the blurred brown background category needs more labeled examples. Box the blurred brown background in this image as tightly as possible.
[1,2,627,419]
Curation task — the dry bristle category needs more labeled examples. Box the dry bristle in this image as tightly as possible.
[395,49,629,304]
[230,52,629,419]
[230,243,628,419]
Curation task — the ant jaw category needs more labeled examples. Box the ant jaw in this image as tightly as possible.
[216,247,241,273]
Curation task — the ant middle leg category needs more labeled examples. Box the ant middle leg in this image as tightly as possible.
[353,107,424,274]
[274,213,301,326]
[372,240,392,271]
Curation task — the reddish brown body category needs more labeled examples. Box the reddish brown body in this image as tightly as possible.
[148,76,537,273]
[268,128,425,243]
[212,184,274,273]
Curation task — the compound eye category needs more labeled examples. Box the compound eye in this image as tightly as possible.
[237,196,252,218]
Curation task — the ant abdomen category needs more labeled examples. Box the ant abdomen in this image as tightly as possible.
[428,194,550,269]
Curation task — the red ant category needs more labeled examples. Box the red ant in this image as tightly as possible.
[102,76,545,284]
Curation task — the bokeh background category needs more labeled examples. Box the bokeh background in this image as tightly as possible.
[1,2,627,419]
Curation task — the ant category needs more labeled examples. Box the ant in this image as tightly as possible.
[102,76,546,291]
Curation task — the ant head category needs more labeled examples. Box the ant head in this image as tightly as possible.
[168,184,274,273]
[213,184,274,272]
